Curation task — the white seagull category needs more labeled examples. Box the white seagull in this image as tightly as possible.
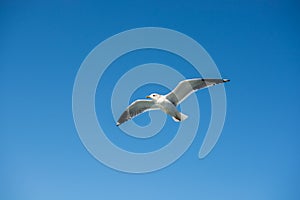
[116,78,230,126]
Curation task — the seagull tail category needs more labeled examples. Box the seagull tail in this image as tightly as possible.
[180,113,188,121]
[172,112,188,122]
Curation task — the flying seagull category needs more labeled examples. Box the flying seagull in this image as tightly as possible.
[116,78,230,126]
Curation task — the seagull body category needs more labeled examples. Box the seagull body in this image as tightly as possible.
[116,78,230,126]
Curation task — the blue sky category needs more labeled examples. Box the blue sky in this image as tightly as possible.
[1,0,300,199]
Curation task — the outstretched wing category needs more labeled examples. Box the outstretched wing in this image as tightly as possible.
[116,100,160,126]
[166,78,230,106]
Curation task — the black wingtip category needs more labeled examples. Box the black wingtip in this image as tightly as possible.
[116,122,120,126]
[223,79,230,82]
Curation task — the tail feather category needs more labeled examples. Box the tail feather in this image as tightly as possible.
[180,113,188,121]
[172,112,188,122]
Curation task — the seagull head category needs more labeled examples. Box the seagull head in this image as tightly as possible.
[146,93,160,100]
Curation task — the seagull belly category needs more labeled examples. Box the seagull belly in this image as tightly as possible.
[159,100,178,116]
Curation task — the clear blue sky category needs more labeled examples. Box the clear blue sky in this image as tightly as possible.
[1,0,300,199]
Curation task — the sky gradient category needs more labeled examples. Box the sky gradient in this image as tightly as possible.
[1,0,300,199]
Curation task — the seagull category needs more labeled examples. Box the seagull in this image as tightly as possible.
[116,78,230,126]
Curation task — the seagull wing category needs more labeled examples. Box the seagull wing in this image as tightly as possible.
[116,100,160,126]
[166,78,230,106]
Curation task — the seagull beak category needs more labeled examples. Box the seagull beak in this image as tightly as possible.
[146,96,150,99]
